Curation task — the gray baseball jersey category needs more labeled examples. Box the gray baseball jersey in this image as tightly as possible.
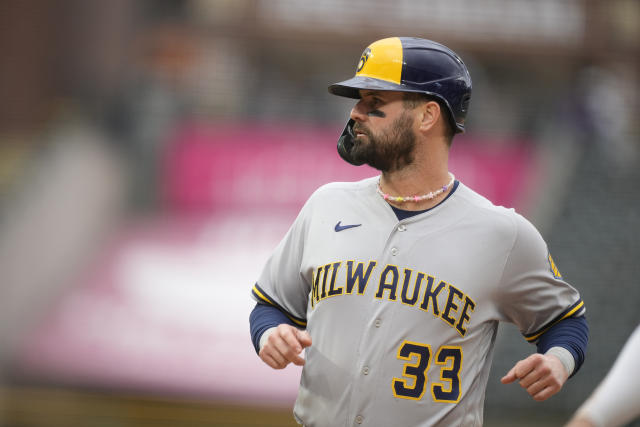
[252,176,584,427]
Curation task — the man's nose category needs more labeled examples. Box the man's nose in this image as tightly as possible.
[350,99,369,122]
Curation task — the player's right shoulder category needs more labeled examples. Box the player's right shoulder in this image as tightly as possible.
[308,176,378,201]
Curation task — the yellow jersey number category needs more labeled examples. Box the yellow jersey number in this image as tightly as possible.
[392,340,463,403]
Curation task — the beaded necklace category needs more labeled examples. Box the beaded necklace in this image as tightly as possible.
[377,172,455,203]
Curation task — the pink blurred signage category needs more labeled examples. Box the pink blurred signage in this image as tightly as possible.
[160,122,537,213]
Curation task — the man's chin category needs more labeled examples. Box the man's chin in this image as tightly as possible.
[360,157,388,172]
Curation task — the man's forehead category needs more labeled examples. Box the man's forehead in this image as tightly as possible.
[359,89,404,99]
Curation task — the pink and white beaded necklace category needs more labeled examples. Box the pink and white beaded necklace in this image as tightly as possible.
[377,172,455,203]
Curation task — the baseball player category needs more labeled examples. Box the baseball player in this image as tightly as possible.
[249,37,588,426]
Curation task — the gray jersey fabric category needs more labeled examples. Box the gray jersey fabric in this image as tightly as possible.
[253,176,584,427]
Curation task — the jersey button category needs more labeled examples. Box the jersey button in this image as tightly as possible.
[391,247,399,256]
[355,415,363,424]
[374,318,381,328]
[362,366,369,375]
[398,224,406,232]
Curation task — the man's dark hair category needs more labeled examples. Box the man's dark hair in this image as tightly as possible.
[402,92,455,145]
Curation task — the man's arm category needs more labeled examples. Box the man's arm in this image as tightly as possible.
[249,303,312,369]
[501,316,589,401]
[565,324,640,427]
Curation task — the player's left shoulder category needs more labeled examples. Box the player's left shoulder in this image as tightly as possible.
[454,182,550,251]
[454,182,521,228]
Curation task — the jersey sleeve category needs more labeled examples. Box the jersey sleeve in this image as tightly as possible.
[496,212,585,343]
[250,195,316,327]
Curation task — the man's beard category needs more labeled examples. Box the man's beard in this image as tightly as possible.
[350,112,416,172]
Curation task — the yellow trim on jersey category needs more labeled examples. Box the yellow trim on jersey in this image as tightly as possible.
[356,37,403,84]
[548,253,562,279]
[525,300,585,342]
[252,285,272,305]
[251,284,307,327]
[284,314,307,327]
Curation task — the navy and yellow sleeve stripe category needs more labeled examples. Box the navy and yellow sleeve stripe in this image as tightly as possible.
[524,299,585,343]
[251,283,307,327]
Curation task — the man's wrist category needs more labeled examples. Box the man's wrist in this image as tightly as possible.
[259,327,277,351]
[545,346,575,376]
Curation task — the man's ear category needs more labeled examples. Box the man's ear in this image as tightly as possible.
[418,100,442,132]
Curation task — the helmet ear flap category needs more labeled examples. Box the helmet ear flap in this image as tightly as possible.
[459,93,471,115]
[337,119,365,166]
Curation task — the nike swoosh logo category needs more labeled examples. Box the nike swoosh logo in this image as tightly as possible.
[334,221,362,232]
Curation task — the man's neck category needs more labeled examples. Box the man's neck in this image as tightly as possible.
[380,173,453,211]
[379,154,452,211]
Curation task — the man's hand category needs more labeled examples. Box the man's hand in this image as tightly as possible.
[501,353,569,401]
[259,324,312,370]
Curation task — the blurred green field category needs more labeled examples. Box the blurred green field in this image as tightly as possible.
[1,385,575,427]
[1,385,298,427]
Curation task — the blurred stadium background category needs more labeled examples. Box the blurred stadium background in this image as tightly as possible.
[0,1,638,426]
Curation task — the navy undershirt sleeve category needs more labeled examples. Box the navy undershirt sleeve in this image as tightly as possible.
[249,302,297,354]
[536,315,589,377]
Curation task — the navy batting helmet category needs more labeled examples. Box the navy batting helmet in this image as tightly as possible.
[329,37,472,134]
